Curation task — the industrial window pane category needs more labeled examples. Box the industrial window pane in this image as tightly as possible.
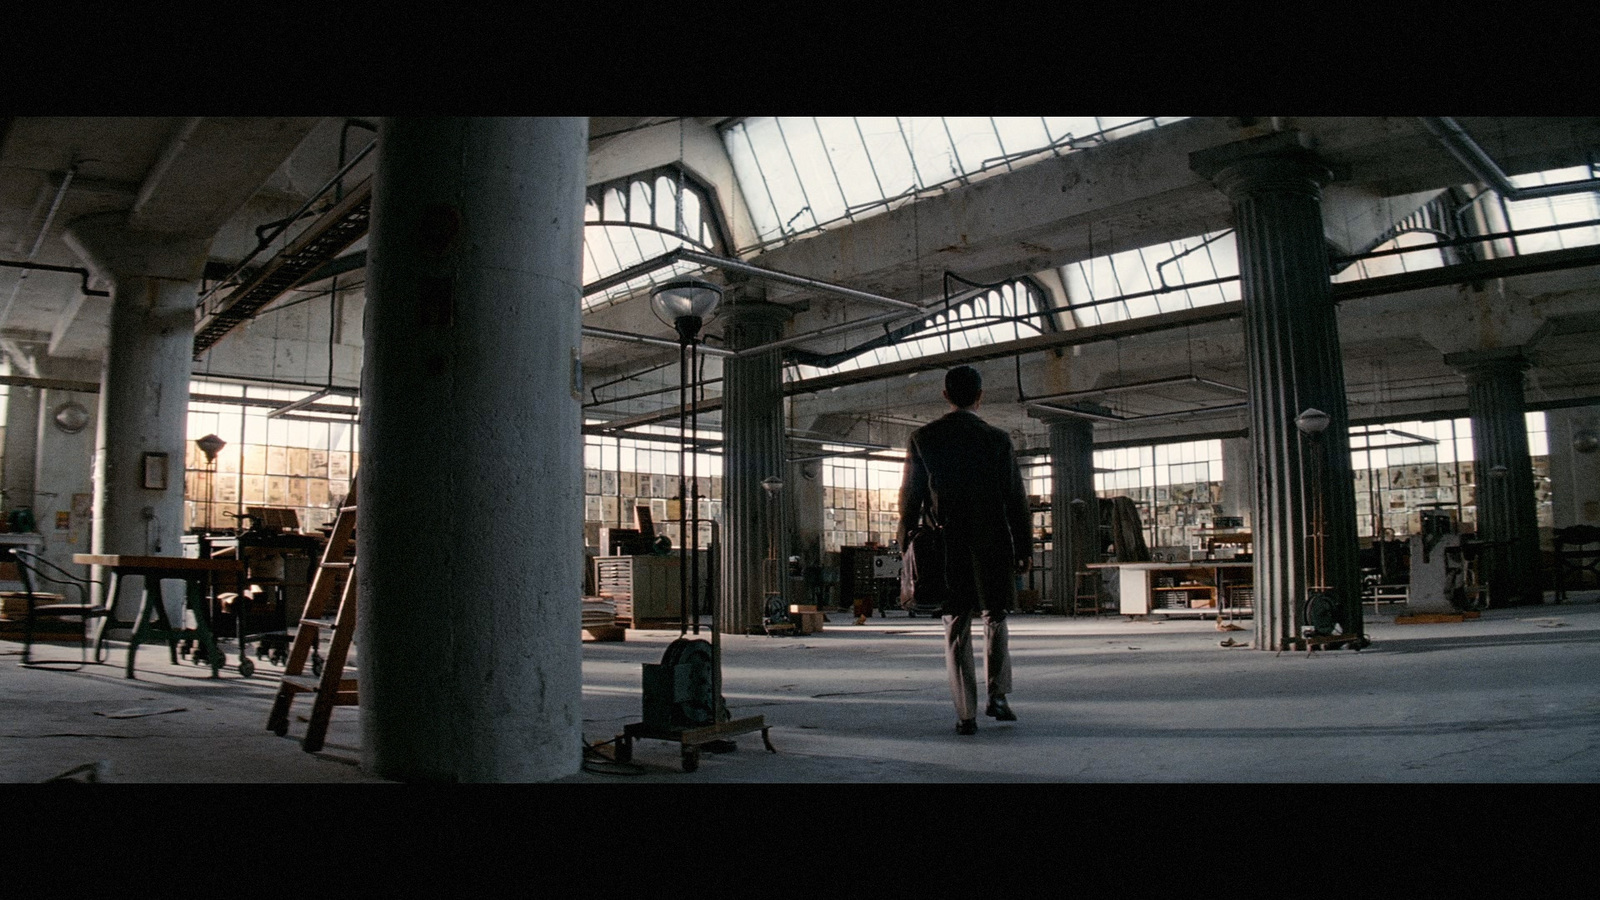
[992,117,1052,161]
[780,117,848,226]
[856,116,917,198]
[813,117,882,212]
[745,117,812,234]
[1505,166,1600,252]
[900,117,960,187]
[943,117,1004,173]
[723,122,781,240]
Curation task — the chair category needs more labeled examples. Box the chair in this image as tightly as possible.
[12,548,110,670]
[1073,570,1103,616]
[1553,525,1600,603]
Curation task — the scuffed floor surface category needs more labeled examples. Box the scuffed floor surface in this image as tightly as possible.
[4,592,1598,783]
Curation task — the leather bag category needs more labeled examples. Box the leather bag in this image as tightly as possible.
[899,523,948,612]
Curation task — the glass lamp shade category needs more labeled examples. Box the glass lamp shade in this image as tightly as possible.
[1295,408,1331,436]
[761,476,784,496]
[651,278,723,340]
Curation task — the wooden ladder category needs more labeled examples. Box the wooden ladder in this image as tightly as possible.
[266,501,358,753]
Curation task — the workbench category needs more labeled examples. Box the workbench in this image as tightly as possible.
[1088,560,1254,618]
[75,554,244,679]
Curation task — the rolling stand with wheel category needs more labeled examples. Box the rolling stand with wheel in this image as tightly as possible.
[614,638,775,772]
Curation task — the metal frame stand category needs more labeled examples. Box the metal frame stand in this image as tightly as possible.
[613,313,776,773]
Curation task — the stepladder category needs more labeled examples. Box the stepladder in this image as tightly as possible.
[266,502,358,753]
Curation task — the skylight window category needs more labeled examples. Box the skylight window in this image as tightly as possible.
[1501,166,1600,254]
[581,165,727,311]
[785,279,1049,380]
[1059,231,1240,327]
[724,117,1183,251]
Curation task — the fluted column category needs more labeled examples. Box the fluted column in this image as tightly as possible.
[1448,348,1543,606]
[1032,410,1097,612]
[719,299,792,634]
[1192,132,1362,650]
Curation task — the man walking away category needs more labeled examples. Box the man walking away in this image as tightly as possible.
[898,366,1033,735]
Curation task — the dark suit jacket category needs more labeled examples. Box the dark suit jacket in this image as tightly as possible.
[898,409,1032,615]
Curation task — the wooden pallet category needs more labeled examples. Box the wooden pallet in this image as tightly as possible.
[583,624,626,642]
[1394,611,1481,624]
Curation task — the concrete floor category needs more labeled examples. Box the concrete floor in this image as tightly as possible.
[4,593,1598,783]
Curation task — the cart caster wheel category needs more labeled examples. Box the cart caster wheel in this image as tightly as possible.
[239,658,255,678]
[681,750,699,773]
[614,739,632,763]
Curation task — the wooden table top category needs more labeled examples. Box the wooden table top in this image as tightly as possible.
[1087,560,1253,570]
[73,554,244,573]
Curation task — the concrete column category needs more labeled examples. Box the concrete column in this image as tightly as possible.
[33,365,100,574]
[1220,436,1256,529]
[788,457,826,595]
[63,214,207,624]
[1192,132,1362,651]
[1032,411,1097,612]
[358,117,588,782]
[1545,405,1600,527]
[719,298,791,634]
[3,382,41,519]
[1448,348,1543,606]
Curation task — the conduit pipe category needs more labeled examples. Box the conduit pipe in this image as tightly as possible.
[131,118,202,220]
[0,259,109,299]
[582,325,734,358]
[676,248,923,312]
[0,165,80,329]
[1421,117,1600,201]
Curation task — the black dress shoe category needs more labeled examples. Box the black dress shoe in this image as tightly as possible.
[956,719,977,735]
[985,697,1017,721]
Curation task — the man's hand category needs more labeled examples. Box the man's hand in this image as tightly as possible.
[1014,556,1032,575]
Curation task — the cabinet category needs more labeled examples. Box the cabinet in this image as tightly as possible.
[595,553,711,627]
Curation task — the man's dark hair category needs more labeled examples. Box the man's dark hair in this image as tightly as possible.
[945,366,982,408]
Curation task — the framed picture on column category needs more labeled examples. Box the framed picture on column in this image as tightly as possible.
[142,452,169,490]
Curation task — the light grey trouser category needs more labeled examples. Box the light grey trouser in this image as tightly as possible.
[943,610,1012,721]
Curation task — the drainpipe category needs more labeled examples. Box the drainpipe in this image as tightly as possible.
[1420,117,1600,201]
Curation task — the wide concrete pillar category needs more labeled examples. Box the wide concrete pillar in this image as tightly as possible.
[2,380,42,518]
[1032,411,1097,612]
[63,214,207,624]
[788,457,826,588]
[1192,132,1362,650]
[1448,348,1543,606]
[1220,436,1256,529]
[359,117,588,782]
[1545,405,1600,527]
[719,298,791,634]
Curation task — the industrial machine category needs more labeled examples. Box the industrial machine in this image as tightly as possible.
[1406,508,1481,613]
